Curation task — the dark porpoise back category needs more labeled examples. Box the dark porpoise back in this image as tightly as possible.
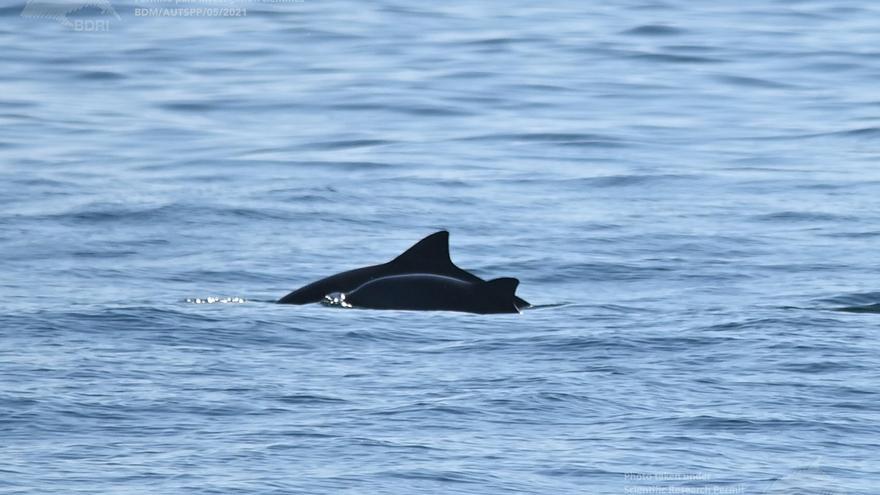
[277,231,530,309]
[335,274,521,314]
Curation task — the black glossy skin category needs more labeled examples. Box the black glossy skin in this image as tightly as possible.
[277,231,530,308]
[277,263,395,304]
[342,274,520,314]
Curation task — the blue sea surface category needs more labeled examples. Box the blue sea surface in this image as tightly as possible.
[2,0,879,493]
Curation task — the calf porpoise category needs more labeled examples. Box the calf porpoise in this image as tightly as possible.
[322,274,521,314]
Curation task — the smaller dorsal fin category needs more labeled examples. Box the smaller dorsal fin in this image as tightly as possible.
[484,277,520,298]
[389,231,453,271]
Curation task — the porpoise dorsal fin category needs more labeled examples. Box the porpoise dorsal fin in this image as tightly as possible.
[388,232,526,309]
[389,230,456,272]
[484,277,520,298]
[483,277,521,313]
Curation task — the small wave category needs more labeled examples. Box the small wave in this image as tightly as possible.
[664,44,719,53]
[752,211,855,223]
[368,402,483,418]
[350,437,437,451]
[676,415,833,432]
[705,316,844,332]
[622,25,687,36]
[529,335,640,353]
[798,61,863,72]
[273,394,347,405]
[72,249,138,259]
[285,160,395,171]
[400,105,473,117]
[384,468,489,484]
[631,52,724,64]
[532,261,672,282]
[537,467,617,478]
[503,82,578,93]
[9,177,73,188]
[185,296,247,304]
[263,188,338,203]
[49,203,185,224]
[157,100,218,112]
[819,291,880,314]
[344,328,456,345]
[226,207,292,220]
[630,334,739,351]
[299,139,393,151]
[459,36,543,47]
[743,127,880,142]
[453,132,629,150]
[821,230,880,239]
[780,361,864,373]
[827,126,880,138]
[283,28,369,42]
[714,75,794,89]
[379,4,457,20]
[154,97,294,113]
[455,131,622,144]
[556,140,630,149]
[434,70,497,80]
[328,102,473,117]
[0,100,37,109]
[53,203,295,225]
[40,306,225,330]
[576,174,693,187]
[803,127,880,139]
[76,70,126,81]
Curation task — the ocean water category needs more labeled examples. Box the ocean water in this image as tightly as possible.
[2,0,879,493]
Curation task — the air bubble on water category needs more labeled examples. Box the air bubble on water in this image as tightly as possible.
[185,296,247,304]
